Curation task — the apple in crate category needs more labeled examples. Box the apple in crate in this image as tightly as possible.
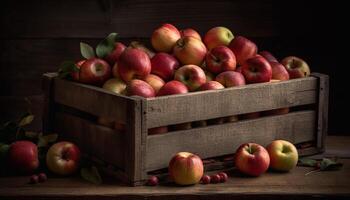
[148,126,168,135]
[175,65,206,91]
[143,74,165,93]
[235,143,270,176]
[266,140,298,172]
[151,53,180,81]
[242,55,272,83]
[270,62,289,81]
[126,79,155,98]
[206,46,236,74]
[215,71,246,87]
[46,141,81,175]
[8,141,39,174]
[180,28,202,41]
[71,60,85,81]
[259,51,278,63]
[173,36,207,66]
[203,26,234,50]
[169,152,204,185]
[104,42,126,65]
[117,48,151,82]
[229,36,257,65]
[281,56,311,79]
[79,58,112,86]
[157,80,188,96]
[199,81,224,91]
[151,23,181,53]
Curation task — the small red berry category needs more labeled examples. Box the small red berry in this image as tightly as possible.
[218,172,228,182]
[29,175,39,184]
[38,173,47,182]
[201,175,211,184]
[210,174,221,184]
[146,176,159,186]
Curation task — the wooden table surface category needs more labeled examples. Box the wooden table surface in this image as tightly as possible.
[0,136,349,200]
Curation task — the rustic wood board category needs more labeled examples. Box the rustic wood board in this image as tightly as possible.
[146,77,317,128]
[146,110,316,171]
[0,136,349,200]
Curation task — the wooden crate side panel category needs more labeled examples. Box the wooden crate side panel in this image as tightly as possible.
[54,112,124,169]
[42,73,57,133]
[146,77,318,128]
[146,110,316,171]
[53,77,135,121]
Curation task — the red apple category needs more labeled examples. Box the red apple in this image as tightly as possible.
[206,46,236,74]
[240,112,261,120]
[203,26,234,50]
[199,81,224,91]
[79,58,112,86]
[129,41,155,58]
[8,141,39,174]
[126,79,155,98]
[229,36,257,65]
[181,28,201,41]
[169,152,204,185]
[143,74,165,93]
[151,23,181,53]
[151,53,180,81]
[173,36,207,66]
[266,140,298,172]
[242,55,272,83]
[157,80,189,96]
[235,143,270,176]
[235,66,242,73]
[46,141,81,175]
[170,122,192,131]
[148,126,169,135]
[270,61,290,81]
[281,56,311,79]
[71,60,85,81]
[215,71,246,87]
[174,65,207,91]
[104,42,127,65]
[259,51,278,63]
[117,48,151,82]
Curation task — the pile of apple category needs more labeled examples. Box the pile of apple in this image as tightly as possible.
[157,139,298,186]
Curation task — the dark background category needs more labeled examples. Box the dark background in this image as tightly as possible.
[0,0,347,134]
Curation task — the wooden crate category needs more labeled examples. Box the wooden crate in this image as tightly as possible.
[42,72,329,186]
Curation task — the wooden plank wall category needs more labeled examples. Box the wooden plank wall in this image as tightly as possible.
[0,0,343,133]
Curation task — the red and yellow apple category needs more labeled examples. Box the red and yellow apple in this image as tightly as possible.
[126,79,155,98]
[173,36,207,66]
[215,71,246,87]
[203,26,234,50]
[229,36,257,65]
[270,61,290,81]
[206,46,236,74]
[169,152,204,185]
[157,80,189,96]
[151,53,180,81]
[266,140,298,172]
[46,141,81,175]
[242,55,272,83]
[259,51,278,63]
[104,42,127,65]
[281,56,311,79]
[79,58,112,86]
[174,65,207,91]
[102,78,127,94]
[235,143,270,176]
[199,81,224,91]
[8,141,39,174]
[129,41,155,58]
[151,23,181,53]
[117,48,151,82]
[180,28,202,41]
[143,74,165,93]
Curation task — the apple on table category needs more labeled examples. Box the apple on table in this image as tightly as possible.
[266,140,298,172]
[8,141,39,174]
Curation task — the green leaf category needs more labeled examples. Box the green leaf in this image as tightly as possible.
[18,114,34,127]
[58,61,79,79]
[96,33,118,58]
[298,158,318,167]
[0,143,10,160]
[319,158,343,171]
[80,166,102,184]
[37,134,58,148]
[80,42,95,59]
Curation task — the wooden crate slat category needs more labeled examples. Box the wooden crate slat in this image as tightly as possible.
[54,112,124,169]
[53,77,135,121]
[146,110,316,171]
[146,77,318,128]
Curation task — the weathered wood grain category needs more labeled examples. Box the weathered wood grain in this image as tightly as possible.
[53,77,135,122]
[54,111,124,169]
[146,77,318,128]
[146,110,316,171]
